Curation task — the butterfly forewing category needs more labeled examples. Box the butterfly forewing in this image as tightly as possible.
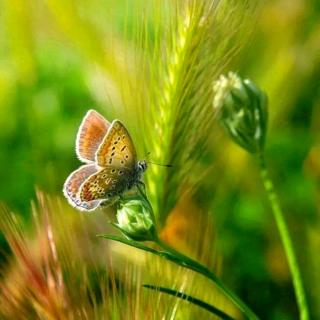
[79,166,131,203]
[76,110,110,163]
[95,120,137,169]
[63,164,102,211]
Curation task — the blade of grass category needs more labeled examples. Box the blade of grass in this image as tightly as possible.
[143,284,235,320]
[97,234,159,255]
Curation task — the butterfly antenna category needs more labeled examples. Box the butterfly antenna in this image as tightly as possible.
[147,161,173,168]
[144,152,172,167]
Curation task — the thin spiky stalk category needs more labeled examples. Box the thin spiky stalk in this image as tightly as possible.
[138,0,258,220]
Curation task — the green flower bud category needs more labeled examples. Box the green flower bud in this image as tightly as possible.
[213,72,268,153]
[116,199,157,241]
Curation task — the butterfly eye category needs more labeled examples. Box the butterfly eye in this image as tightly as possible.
[111,169,116,173]
[111,152,115,156]
[120,160,124,164]
[125,155,129,159]
[112,146,115,150]
[102,174,107,179]
[118,171,123,175]
[122,135,125,139]
[117,136,121,141]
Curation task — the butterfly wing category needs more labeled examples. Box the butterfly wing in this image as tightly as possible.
[95,120,137,169]
[76,109,110,163]
[63,164,102,211]
[79,166,131,203]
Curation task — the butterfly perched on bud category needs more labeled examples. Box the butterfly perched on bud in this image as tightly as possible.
[63,110,147,211]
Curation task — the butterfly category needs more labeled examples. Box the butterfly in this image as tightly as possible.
[63,109,147,211]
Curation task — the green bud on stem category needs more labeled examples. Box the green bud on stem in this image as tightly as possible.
[213,72,268,153]
[116,199,157,241]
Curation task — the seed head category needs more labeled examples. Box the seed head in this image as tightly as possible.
[213,72,268,153]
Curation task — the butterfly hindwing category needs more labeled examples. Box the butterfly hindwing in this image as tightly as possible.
[79,166,132,203]
[76,109,110,163]
[63,164,102,211]
[95,120,137,168]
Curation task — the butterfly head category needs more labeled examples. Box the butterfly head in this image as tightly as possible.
[137,160,147,173]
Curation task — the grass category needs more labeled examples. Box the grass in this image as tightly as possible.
[0,192,234,319]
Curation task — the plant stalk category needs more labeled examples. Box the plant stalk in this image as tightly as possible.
[258,152,309,320]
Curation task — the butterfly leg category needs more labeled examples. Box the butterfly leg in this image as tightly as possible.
[100,200,112,208]
[137,181,146,193]
[100,196,120,208]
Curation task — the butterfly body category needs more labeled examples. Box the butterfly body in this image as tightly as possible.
[63,110,147,211]
[79,161,147,203]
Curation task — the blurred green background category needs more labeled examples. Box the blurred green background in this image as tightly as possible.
[0,0,319,319]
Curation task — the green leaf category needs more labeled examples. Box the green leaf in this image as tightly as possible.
[98,234,188,265]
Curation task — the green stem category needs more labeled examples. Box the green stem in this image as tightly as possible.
[155,237,260,320]
[137,183,156,221]
[258,152,309,320]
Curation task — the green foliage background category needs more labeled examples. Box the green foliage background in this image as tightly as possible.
[0,0,319,319]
